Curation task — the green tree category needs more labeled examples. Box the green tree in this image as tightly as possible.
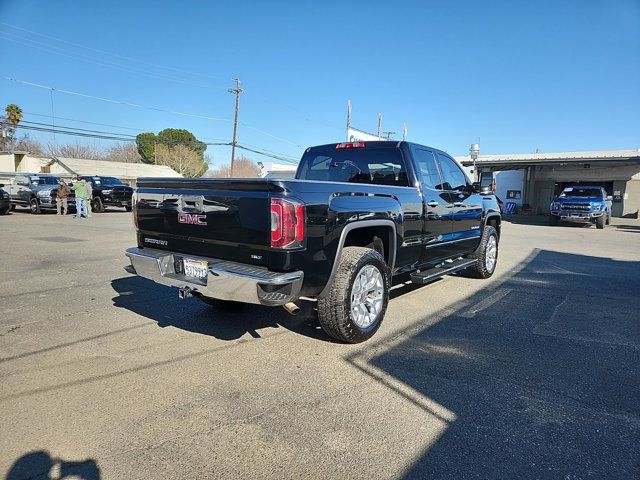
[136,132,158,164]
[136,128,207,165]
[2,104,23,148]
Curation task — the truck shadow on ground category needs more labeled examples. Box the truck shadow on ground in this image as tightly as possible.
[347,249,640,479]
[111,276,335,342]
[5,450,100,479]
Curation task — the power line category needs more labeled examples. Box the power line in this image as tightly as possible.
[4,76,305,149]
[3,76,231,122]
[0,31,230,90]
[0,21,229,82]
[235,144,299,164]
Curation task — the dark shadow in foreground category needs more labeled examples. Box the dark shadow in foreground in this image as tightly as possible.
[111,275,337,342]
[348,249,640,479]
[5,451,100,480]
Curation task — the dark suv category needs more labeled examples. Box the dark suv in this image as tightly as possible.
[9,173,75,214]
[0,184,10,215]
[81,176,133,212]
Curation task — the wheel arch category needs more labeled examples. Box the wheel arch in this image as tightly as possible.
[317,219,397,299]
[484,213,501,239]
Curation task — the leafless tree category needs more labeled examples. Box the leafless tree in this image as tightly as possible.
[46,141,104,159]
[13,135,46,155]
[103,143,142,163]
[205,156,260,178]
[155,143,207,177]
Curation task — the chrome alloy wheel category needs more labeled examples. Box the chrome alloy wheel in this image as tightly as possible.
[485,235,498,272]
[350,264,384,329]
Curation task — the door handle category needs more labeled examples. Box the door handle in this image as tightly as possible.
[426,201,439,208]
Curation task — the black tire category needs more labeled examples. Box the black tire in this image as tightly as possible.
[92,197,105,213]
[29,198,41,214]
[467,225,499,279]
[317,246,390,343]
[0,206,9,215]
[10,204,16,211]
[125,206,132,212]
[605,212,610,225]
[549,215,558,226]
[596,214,605,229]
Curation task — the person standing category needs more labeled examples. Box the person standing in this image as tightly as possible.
[86,178,93,217]
[56,179,70,215]
[70,177,89,219]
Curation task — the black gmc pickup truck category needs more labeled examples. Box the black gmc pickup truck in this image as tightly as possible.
[125,141,501,343]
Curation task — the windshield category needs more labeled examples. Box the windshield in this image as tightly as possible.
[560,187,602,198]
[30,176,59,186]
[89,176,124,186]
[296,147,409,186]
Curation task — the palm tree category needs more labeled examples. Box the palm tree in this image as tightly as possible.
[4,104,23,147]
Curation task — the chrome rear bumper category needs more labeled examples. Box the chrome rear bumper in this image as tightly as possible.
[124,247,303,306]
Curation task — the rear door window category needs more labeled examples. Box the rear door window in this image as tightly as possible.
[412,148,443,190]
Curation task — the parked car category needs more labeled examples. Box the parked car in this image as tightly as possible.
[549,185,612,229]
[81,176,133,212]
[0,184,10,215]
[8,173,75,214]
[124,141,501,343]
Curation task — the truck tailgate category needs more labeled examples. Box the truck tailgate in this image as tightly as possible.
[135,179,275,267]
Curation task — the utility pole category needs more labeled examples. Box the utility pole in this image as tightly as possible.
[229,78,243,177]
[377,114,382,140]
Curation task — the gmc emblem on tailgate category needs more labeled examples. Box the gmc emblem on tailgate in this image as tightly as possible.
[177,213,207,225]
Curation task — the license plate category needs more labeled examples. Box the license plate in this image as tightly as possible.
[183,259,208,280]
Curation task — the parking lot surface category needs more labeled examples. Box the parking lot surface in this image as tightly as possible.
[1,210,639,479]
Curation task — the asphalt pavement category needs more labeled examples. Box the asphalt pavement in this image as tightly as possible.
[1,209,639,479]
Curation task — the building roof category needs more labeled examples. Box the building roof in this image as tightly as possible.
[456,149,640,167]
[46,157,182,178]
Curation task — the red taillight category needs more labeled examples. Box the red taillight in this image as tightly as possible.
[270,198,305,249]
[336,142,365,149]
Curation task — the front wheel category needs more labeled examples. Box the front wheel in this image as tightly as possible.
[0,206,9,215]
[125,206,132,212]
[92,197,105,213]
[596,214,605,229]
[549,215,558,226]
[467,225,499,279]
[29,198,41,214]
[605,212,610,225]
[317,247,390,343]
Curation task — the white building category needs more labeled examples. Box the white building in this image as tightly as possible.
[258,161,297,179]
[0,151,182,185]
[456,149,640,218]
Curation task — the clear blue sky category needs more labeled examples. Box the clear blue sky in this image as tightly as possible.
[1,0,639,166]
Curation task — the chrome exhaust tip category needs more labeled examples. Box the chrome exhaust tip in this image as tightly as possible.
[283,302,300,315]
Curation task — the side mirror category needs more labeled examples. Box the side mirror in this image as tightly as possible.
[473,182,492,195]
[0,184,4,188]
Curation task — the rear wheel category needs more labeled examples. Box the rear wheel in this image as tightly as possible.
[596,214,605,229]
[92,197,105,213]
[29,198,41,214]
[467,225,499,279]
[317,247,390,343]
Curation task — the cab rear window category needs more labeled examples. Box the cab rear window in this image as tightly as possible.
[296,148,409,186]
